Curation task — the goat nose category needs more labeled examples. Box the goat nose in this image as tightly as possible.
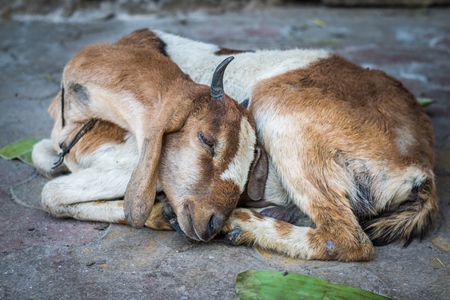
[208,213,226,237]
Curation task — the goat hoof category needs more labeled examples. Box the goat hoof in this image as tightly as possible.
[161,201,187,238]
[162,201,176,221]
[224,226,242,245]
[155,191,168,203]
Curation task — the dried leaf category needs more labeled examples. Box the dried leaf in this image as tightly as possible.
[431,236,450,252]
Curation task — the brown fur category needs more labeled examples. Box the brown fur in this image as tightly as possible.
[252,55,434,167]
[70,122,127,164]
[116,28,168,56]
[274,220,293,238]
[251,211,264,221]
[214,47,253,56]
[234,211,253,222]
[116,219,129,225]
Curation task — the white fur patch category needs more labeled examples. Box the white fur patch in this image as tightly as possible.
[394,127,416,156]
[253,105,312,209]
[220,117,256,192]
[156,30,329,104]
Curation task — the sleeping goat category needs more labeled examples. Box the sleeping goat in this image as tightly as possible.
[32,30,259,243]
[34,28,438,262]
[153,29,438,261]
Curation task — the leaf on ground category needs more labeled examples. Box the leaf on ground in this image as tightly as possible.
[417,97,435,107]
[0,138,42,166]
[44,73,53,82]
[312,17,326,28]
[235,270,392,300]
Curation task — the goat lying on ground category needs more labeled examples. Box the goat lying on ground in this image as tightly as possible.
[35,29,438,262]
[32,30,260,242]
[151,29,438,261]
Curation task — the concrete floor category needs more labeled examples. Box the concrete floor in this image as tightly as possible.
[1,5,449,300]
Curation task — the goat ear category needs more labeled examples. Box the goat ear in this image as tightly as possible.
[124,91,194,228]
[124,130,164,228]
[246,141,268,201]
[48,90,62,121]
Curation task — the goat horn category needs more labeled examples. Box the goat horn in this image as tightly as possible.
[210,56,234,102]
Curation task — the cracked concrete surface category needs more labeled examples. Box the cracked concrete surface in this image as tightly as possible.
[0,6,449,300]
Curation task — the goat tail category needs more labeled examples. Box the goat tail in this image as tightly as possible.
[361,175,439,247]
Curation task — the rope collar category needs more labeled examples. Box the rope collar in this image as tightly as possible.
[52,85,98,169]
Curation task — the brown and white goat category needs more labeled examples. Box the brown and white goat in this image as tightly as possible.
[152,29,439,261]
[32,30,260,242]
[34,29,439,262]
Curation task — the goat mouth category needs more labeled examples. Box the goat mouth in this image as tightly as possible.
[185,208,205,242]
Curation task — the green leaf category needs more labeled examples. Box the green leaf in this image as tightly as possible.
[417,97,435,107]
[0,138,42,166]
[44,73,53,82]
[235,270,392,300]
[312,18,326,28]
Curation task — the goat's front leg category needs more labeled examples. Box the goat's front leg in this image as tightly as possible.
[41,162,173,230]
[34,135,134,223]
[222,202,374,262]
[41,166,131,224]
[221,208,315,259]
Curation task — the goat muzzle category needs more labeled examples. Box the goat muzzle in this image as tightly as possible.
[179,201,227,242]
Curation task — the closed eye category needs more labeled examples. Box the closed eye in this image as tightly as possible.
[198,132,215,155]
